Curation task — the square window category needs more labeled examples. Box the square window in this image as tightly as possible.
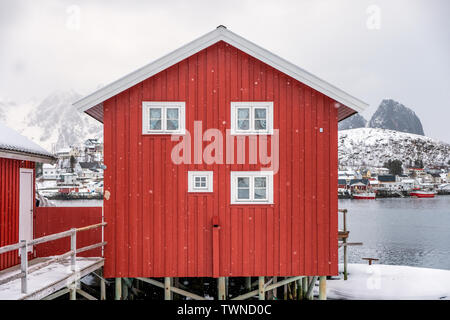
[231,102,273,135]
[231,171,273,204]
[143,102,185,134]
[188,171,213,192]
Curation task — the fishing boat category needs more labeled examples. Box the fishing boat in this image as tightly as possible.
[410,190,436,198]
[352,192,376,200]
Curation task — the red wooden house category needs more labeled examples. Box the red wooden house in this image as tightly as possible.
[0,122,56,271]
[74,26,367,280]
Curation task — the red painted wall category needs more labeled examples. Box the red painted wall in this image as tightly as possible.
[0,158,34,271]
[103,41,339,278]
[34,207,103,257]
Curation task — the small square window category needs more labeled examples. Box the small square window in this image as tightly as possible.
[142,102,185,134]
[188,171,213,192]
[231,171,273,204]
[231,102,273,135]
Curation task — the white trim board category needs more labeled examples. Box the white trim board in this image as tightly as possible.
[74,26,368,121]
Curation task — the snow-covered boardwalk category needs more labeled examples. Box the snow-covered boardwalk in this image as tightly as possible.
[322,263,450,300]
[0,257,103,300]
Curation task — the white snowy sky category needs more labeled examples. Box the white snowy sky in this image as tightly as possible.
[0,0,449,142]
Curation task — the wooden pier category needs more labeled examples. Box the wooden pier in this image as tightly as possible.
[0,223,106,300]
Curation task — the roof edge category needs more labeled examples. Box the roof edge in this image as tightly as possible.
[0,149,57,164]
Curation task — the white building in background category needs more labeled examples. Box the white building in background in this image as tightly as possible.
[42,163,59,180]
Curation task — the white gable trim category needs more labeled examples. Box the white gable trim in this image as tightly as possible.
[74,26,368,118]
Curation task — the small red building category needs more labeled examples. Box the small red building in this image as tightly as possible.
[0,123,56,270]
[75,27,367,279]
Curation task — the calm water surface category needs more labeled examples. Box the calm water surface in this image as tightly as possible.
[339,196,450,270]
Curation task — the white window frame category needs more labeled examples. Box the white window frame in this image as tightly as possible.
[188,171,213,193]
[230,102,273,135]
[230,171,274,204]
[142,101,186,135]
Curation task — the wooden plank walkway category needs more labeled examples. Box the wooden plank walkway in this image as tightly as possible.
[0,257,103,300]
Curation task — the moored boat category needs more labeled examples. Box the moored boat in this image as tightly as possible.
[353,192,376,200]
[410,190,436,198]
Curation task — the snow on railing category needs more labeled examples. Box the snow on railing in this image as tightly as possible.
[0,222,107,294]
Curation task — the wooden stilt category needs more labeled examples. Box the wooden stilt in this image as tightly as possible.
[115,278,122,300]
[70,285,76,300]
[123,277,129,300]
[302,277,308,299]
[100,268,106,300]
[272,277,277,299]
[258,276,265,300]
[165,277,172,300]
[218,277,226,300]
[245,277,251,292]
[225,277,229,298]
[296,279,302,300]
[284,277,288,300]
[319,276,327,300]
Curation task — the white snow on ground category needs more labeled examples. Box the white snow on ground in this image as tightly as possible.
[0,257,102,300]
[323,263,450,300]
[0,121,53,157]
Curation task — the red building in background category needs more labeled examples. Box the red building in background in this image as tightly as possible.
[74,26,367,281]
[0,123,56,271]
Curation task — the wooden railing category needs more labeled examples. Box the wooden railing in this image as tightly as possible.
[0,222,107,294]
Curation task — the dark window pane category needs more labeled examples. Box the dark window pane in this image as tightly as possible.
[150,108,161,119]
[238,188,250,199]
[150,120,161,130]
[238,177,249,187]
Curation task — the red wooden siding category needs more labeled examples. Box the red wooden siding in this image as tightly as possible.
[34,207,103,257]
[0,158,34,271]
[103,41,339,278]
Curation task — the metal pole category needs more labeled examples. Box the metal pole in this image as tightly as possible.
[164,277,172,300]
[70,228,77,272]
[115,278,122,300]
[20,240,28,294]
[258,276,265,300]
[218,277,226,300]
[319,276,327,300]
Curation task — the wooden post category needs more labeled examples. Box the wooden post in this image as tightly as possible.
[100,268,106,300]
[70,228,77,272]
[115,278,122,300]
[272,277,278,299]
[123,277,129,300]
[297,279,302,300]
[284,277,288,300]
[218,277,226,300]
[258,276,265,300]
[20,240,28,294]
[319,276,327,300]
[302,277,308,299]
[343,209,348,280]
[70,283,76,300]
[245,277,251,292]
[165,277,172,300]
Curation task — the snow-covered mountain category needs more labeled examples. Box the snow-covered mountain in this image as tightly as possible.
[368,99,424,136]
[338,128,449,168]
[338,113,367,130]
[0,90,102,151]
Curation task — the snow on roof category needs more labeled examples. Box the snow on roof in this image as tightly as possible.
[74,26,368,122]
[0,122,55,163]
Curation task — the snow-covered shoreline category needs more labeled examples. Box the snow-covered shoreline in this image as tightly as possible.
[320,263,450,300]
